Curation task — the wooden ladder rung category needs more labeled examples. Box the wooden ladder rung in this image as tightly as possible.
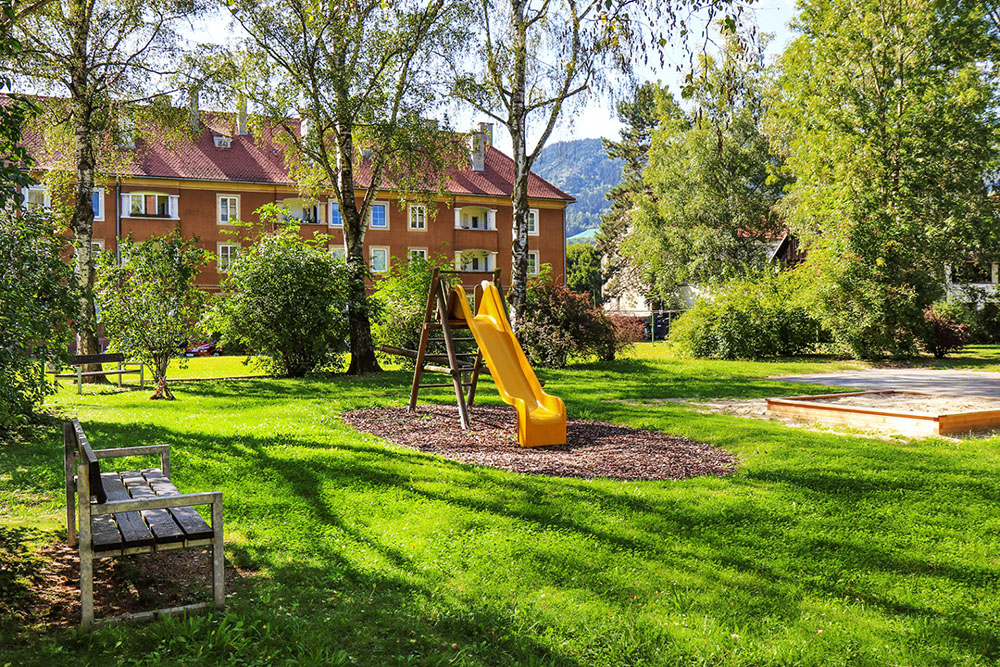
[419,382,476,389]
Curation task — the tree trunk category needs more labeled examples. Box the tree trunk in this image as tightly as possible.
[507,0,530,326]
[69,95,105,381]
[149,354,174,400]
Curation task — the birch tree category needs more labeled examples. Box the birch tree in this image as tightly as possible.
[6,0,202,376]
[451,0,750,323]
[222,0,468,375]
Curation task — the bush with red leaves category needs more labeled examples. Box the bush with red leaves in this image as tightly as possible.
[918,301,971,359]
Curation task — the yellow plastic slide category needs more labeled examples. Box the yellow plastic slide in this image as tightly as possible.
[452,281,566,447]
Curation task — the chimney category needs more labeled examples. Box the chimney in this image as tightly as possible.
[469,124,488,172]
[188,86,200,131]
[237,95,249,135]
[478,121,493,147]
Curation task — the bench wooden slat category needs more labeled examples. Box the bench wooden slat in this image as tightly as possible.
[142,469,214,541]
[54,370,140,378]
[100,473,155,548]
[120,470,186,544]
[91,514,123,552]
[74,421,107,504]
[72,353,125,365]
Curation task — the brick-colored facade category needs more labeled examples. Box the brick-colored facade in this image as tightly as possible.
[23,110,574,290]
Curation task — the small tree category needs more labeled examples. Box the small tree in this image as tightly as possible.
[565,243,603,304]
[210,224,352,377]
[96,233,209,400]
[0,205,78,430]
[372,252,453,366]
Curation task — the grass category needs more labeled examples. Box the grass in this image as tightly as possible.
[4,344,1000,665]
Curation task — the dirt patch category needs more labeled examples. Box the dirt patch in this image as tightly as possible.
[342,404,737,481]
[4,541,255,633]
[804,392,1000,414]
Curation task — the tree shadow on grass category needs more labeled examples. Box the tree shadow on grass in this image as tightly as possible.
[9,404,1000,663]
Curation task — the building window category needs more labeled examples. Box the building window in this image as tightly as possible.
[92,188,105,221]
[527,208,539,236]
[91,239,104,256]
[217,194,239,224]
[213,135,232,148]
[408,247,427,262]
[370,246,389,273]
[369,202,388,229]
[329,202,343,227]
[24,186,48,209]
[951,260,995,284]
[527,251,539,275]
[329,246,346,262]
[217,244,239,272]
[457,250,494,272]
[127,192,176,218]
[408,204,426,230]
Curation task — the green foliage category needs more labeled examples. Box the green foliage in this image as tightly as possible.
[0,206,78,430]
[210,227,352,378]
[371,253,453,367]
[565,243,603,304]
[517,269,616,367]
[621,42,788,304]
[668,271,821,359]
[770,0,1000,358]
[918,301,972,359]
[96,232,209,399]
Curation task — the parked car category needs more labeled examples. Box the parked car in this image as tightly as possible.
[184,341,221,357]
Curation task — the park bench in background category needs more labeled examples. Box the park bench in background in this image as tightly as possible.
[54,353,144,394]
[64,418,224,629]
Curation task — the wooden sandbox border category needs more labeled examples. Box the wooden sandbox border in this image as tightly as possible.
[765,390,1000,436]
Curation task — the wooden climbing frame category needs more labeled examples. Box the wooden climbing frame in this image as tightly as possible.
[378,268,503,429]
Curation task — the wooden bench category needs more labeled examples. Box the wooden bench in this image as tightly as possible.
[55,353,145,394]
[64,418,224,629]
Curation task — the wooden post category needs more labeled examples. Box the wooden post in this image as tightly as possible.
[77,456,94,629]
[408,268,440,412]
[211,493,225,609]
[64,423,77,547]
[437,279,470,429]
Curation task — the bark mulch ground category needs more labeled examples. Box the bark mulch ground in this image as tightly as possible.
[1,537,255,633]
[342,404,737,481]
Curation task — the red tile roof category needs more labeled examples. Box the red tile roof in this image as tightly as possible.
[23,107,574,202]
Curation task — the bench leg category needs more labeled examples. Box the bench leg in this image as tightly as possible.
[118,362,123,388]
[80,541,94,629]
[77,367,82,395]
[211,498,225,609]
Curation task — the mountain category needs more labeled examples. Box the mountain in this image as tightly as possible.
[532,138,622,238]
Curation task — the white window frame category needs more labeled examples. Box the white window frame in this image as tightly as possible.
[370,246,390,273]
[23,185,50,209]
[91,239,104,255]
[527,208,540,236]
[527,250,540,275]
[408,204,427,231]
[368,200,389,230]
[329,201,343,228]
[217,243,240,273]
[123,192,179,219]
[217,194,240,225]
[92,188,105,221]
[408,247,428,262]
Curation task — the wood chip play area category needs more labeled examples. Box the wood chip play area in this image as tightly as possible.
[342,405,738,481]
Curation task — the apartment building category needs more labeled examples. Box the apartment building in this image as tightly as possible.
[22,111,574,290]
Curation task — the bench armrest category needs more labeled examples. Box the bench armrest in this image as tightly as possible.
[122,361,144,369]
[94,445,170,477]
[91,491,222,516]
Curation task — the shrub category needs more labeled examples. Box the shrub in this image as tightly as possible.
[371,253,453,366]
[918,301,971,358]
[0,205,78,429]
[603,313,647,361]
[96,232,209,399]
[208,227,352,377]
[668,272,821,359]
[517,273,618,367]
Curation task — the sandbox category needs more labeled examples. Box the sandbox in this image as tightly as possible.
[766,390,1000,436]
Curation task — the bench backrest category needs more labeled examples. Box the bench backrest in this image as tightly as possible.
[66,418,107,504]
[72,353,124,365]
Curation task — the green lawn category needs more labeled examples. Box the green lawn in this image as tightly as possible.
[4,345,1000,665]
